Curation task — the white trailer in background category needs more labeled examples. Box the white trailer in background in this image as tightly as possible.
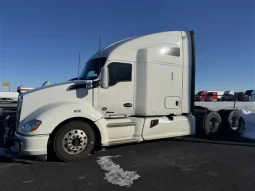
[0,92,19,101]
[17,86,34,94]
[3,31,245,162]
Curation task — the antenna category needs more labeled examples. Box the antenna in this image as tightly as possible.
[78,52,80,78]
[98,33,101,58]
[98,33,101,77]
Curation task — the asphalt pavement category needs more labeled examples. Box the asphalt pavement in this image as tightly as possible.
[0,104,255,191]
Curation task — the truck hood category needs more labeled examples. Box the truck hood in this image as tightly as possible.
[19,80,94,122]
[22,80,92,95]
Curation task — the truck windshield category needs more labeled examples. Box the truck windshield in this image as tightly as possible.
[207,92,214,96]
[196,91,203,96]
[79,57,107,80]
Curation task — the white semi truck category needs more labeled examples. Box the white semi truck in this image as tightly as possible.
[3,31,244,161]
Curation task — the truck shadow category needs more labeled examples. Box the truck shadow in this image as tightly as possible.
[171,134,255,147]
[0,155,32,165]
[101,133,255,153]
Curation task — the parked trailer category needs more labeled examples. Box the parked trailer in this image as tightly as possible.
[3,31,245,162]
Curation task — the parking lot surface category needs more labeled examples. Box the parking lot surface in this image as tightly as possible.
[0,103,255,191]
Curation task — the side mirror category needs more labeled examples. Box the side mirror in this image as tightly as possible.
[100,67,109,89]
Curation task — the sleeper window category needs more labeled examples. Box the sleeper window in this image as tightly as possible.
[108,62,132,86]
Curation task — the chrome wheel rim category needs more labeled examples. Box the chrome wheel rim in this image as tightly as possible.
[62,129,87,154]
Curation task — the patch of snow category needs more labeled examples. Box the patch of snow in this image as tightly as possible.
[240,110,255,140]
[96,155,140,187]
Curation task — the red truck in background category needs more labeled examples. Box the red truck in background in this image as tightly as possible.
[195,91,208,101]
[205,91,225,101]
[205,92,218,101]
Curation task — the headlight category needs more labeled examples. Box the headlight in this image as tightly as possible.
[18,119,42,133]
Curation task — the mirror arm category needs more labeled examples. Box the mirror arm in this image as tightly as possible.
[100,67,109,89]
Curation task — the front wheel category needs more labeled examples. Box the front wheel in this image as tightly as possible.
[53,120,96,162]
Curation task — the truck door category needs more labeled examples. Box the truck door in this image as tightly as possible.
[99,61,135,117]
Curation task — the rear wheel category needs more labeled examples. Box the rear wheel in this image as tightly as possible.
[53,120,96,162]
[218,109,242,134]
[203,111,222,136]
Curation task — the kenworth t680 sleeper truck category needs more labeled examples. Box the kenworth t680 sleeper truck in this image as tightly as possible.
[3,31,244,161]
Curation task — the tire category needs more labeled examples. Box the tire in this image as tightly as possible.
[218,109,241,133]
[53,120,96,162]
[203,111,222,136]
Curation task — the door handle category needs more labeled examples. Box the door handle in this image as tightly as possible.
[123,103,132,107]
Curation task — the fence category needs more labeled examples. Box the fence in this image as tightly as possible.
[194,93,255,112]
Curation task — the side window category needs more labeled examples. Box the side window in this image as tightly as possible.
[87,71,97,78]
[167,47,180,57]
[107,62,132,86]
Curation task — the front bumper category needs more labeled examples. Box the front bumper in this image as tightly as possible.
[3,115,49,156]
